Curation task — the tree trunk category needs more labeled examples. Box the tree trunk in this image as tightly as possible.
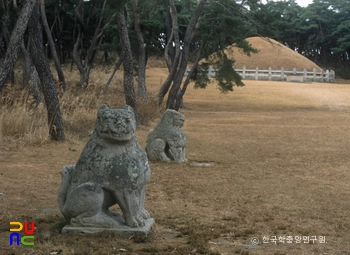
[28,2,65,141]
[0,0,10,58]
[116,8,138,122]
[164,29,174,72]
[157,0,181,106]
[21,40,31,88]
[72,0,88,87]
[166,0,206,109]
[131,0,147,98]
[165,0,175,67]
[104,56,123,93]
[72,28,88,86]
[30,66,42,105]
[72,0,112,88]
[174,51,201,110]
[0,0,37,91]
[40,0,66,91]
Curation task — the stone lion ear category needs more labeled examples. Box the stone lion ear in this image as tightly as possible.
[99,104,109,111]
[97,104,109,117]
[123,105,135,118]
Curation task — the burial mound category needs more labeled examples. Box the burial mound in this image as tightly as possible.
[216,37,322,71]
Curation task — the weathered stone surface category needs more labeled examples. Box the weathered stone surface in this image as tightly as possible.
[145,109,187,162]
[58,105,152,231]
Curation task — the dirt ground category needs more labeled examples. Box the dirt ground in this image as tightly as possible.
[1,78,350,255]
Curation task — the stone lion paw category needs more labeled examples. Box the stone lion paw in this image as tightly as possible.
[125,215,145,228]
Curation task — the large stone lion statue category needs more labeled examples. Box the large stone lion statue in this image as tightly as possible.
[57,105,151,229]
[145,109,187,162]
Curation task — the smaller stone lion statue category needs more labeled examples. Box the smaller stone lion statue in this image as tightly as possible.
[145,109,187,162]
[58,105,151,230]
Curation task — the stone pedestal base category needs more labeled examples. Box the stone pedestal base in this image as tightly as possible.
[62,218,155,237]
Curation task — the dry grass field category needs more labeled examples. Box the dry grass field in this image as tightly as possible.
[1,61,350,254]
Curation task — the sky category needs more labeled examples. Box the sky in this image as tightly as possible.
[262,0,313,7]
[294,0,313,7]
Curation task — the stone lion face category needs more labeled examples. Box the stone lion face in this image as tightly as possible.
[95,105,136,143]
[173,114,185,128]
[162,109,185,128]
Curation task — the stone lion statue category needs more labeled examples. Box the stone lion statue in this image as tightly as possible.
[145,109,187,162]
[58,104,151,229]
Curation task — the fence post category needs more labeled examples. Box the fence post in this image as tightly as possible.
[303,68,307,81]
[255,66,259,80]
[313,68,317,82]
[293,68,297,74]
[208,65,213,78]
[242,66,246,79]
[281,67,284,81]
[326,70,330,82]
[268,67,272,81]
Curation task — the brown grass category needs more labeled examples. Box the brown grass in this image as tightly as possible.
[0,87,49,145]
[0,64,161,144]
[1,58,350,254]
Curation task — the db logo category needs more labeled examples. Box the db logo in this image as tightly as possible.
[9,221,35,246]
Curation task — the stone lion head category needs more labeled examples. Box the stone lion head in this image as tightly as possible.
[94,104,136,143]
[160,109,185,128]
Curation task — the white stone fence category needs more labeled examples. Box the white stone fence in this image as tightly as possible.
[188,66,335,83]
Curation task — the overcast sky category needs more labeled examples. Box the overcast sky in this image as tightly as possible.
[262,0,313,7]
[294,0,313,7]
